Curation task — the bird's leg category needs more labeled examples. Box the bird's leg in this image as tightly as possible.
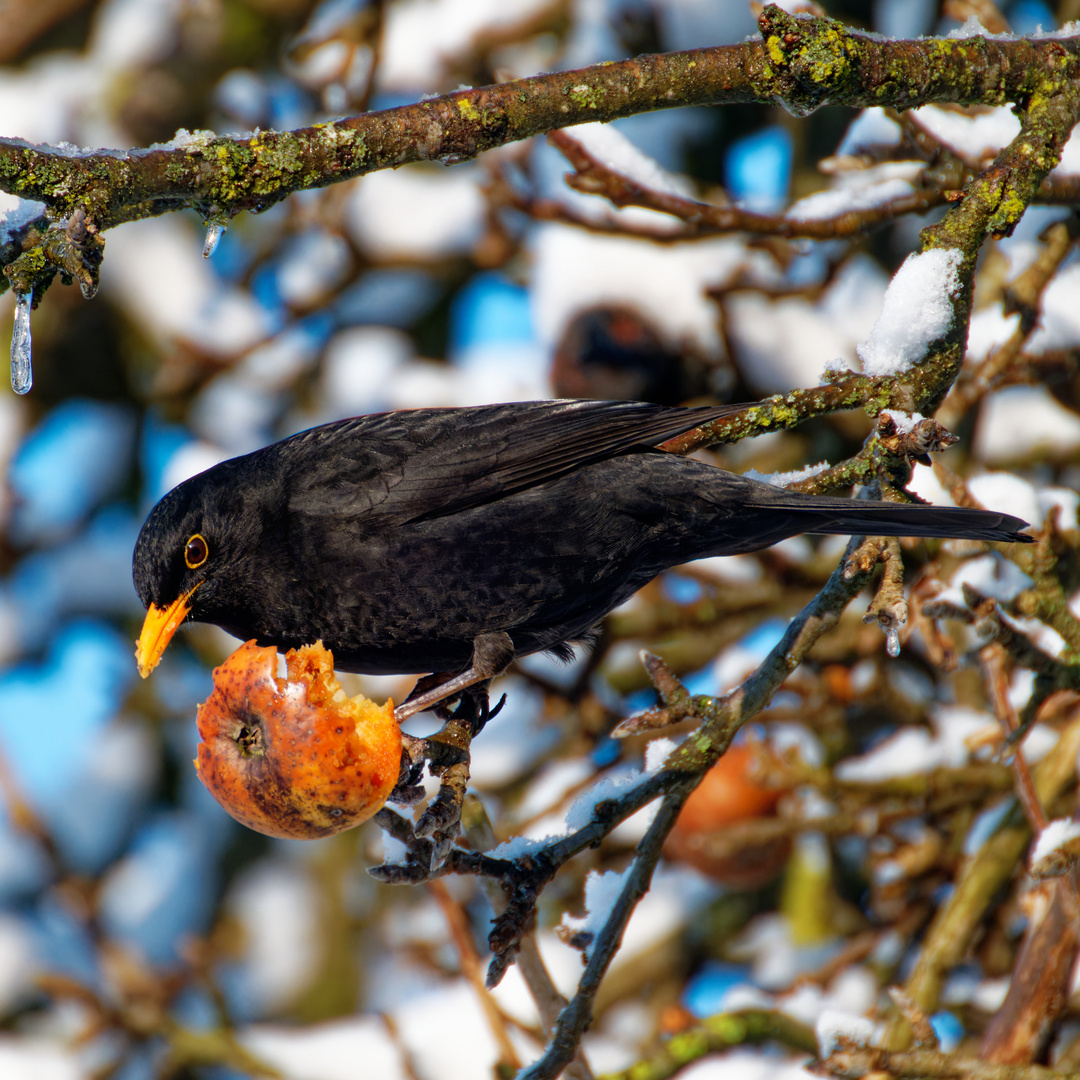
[393,674,471,722]
[372,677,512,880]
[394,631,514,722]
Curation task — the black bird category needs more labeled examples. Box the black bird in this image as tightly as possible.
[133,399,1031,712]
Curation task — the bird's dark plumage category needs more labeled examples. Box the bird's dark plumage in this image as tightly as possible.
[133,399,1032,678]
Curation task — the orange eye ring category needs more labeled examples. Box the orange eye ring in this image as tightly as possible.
[185,534,209,569]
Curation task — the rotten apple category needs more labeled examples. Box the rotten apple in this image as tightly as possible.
[194,640,401,839]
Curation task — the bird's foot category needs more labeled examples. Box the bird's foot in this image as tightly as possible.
[374,634,514,881]
[385,733,429,807]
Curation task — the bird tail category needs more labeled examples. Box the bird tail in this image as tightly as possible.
[751,491,1032,545]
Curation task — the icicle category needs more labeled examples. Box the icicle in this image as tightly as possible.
[203,221,226,258]
[884,627,900,659]
[10,290,32,395]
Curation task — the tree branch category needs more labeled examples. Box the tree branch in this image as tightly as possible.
[2,7,1078,302]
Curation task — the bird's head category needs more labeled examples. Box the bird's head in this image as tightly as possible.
[133,464,269,678]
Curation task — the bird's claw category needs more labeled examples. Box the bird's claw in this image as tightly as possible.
[367,820,459,883]
[368,843,440,884]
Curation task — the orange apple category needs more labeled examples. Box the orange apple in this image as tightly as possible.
[665,743,790,888]
[194,640,400,839]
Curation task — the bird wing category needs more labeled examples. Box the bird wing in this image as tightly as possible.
[283,398,742,528]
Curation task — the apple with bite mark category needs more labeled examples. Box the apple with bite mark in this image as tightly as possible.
[194,640,401,839]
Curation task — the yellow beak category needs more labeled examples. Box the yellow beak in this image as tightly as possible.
[135,584,200,678]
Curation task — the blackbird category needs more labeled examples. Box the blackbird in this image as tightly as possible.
[133,399,1031,710]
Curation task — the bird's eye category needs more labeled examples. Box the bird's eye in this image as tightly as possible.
[185,534,209,569]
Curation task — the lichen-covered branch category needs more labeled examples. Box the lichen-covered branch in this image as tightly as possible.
[756,6,1080,117]
[939,216,1080,430]
[2,6,1078,302]
[657,374,896,455]
[903,54,1080,412]
[602,1009,818,1080]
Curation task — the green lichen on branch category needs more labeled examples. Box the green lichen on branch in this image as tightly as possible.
[901,48,1080,408]
[923,68,1080,256]
[0,44,758,234]
[758,5,1080,113]
[601,1009,818,1080]
[658,374,894,455]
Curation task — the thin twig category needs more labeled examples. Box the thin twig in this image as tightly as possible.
[428,878,523,1073]
[518,793,686,1080]
[547,128,948,241]
[981,642,1047,832]
[460,798,597,1080]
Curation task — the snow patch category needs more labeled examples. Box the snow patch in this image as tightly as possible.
[911,105,1020,160]
[559,866,633,961]
[817,1009,876,1055]
[1032,818,1080,866]
[743,461,832,488]
[856,248,964,376]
